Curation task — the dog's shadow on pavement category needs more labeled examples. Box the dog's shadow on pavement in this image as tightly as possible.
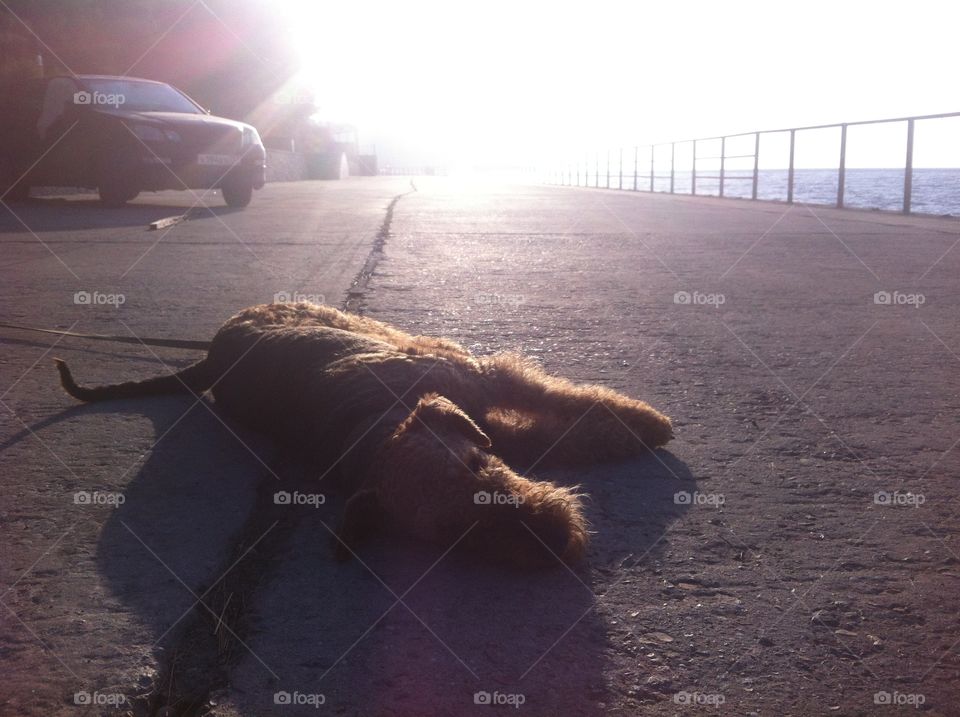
[12,395,694,716]
[226,450,696,716]
[556,450,696,567]
[4,395,269,668]
[0,393,264,671]
[89,397,268,636]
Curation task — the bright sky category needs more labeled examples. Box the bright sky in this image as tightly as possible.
[281,0,960,168]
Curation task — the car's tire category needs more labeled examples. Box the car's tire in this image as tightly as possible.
[221,173,254,208]
[97,153,140,207]
[98,185,139,206]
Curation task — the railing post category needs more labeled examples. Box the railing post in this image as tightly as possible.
[752,132,760,200]
[606,149,611,188]
[576,158,580,187]
[595,152,599,188]
[670,142,675,193]
[719,136,726,198]
[618,148,623,190]
[837,124,847,208]
[633,146,638,191]
[903,119,915,214]
[649,145,655,192]
[692,140,697,195]
[787,129,796,203]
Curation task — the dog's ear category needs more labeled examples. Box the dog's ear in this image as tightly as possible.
[333,489,383,561]
[409,394,492,448]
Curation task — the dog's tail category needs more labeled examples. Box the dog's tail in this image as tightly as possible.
[54,358,216,402]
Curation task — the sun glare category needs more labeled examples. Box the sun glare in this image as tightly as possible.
[276,0,959,168]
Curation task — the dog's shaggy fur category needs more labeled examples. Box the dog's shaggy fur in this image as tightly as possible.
[56,303,673,567]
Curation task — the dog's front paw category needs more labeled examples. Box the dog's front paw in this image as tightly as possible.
[642,411,673,449]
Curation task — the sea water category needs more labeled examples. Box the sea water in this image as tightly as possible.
[579,168,960,216]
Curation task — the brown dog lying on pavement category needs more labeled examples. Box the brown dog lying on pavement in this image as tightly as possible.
[55,302,673,568]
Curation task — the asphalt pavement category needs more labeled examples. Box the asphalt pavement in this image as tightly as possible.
[2,177,959,716]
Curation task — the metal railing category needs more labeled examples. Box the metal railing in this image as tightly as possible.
[549,111,960,215]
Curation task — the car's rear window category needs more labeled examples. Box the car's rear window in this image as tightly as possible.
[82,79,202,114]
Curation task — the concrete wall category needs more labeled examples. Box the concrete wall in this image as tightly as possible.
[265,149,310,182]
[267,149,373,182]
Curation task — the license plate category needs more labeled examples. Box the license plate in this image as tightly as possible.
[197,154,236,166]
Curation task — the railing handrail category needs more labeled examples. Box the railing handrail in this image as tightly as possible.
[549,110,960,215]
[647,110,960,147]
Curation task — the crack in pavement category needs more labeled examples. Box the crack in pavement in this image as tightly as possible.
[137,183,417,716]
[344,182,417,314]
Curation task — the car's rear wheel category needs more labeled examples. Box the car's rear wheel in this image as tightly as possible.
[97,154,140,207]
[98,184,140,207]
[221,173,254,208]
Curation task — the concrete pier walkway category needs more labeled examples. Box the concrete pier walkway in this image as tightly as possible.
[1,178,958,715]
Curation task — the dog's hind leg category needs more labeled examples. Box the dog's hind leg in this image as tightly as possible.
[480,354,672,466]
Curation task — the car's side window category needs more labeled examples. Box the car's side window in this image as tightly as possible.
[36,78,79,139]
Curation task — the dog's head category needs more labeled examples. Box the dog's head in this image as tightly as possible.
[335,394,588,568]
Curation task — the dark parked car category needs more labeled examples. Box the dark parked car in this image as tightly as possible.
[0,75,266,207]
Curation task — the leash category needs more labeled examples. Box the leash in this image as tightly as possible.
[0,321,210,350]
